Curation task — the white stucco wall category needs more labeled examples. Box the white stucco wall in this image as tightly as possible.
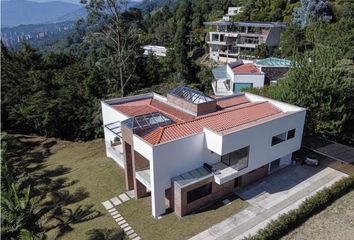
[225,64,265,90]
[101,101,129,162]
[245,92,305,113]
[147,133,219,217]
[233,74,265,89]
[221,110,306,180]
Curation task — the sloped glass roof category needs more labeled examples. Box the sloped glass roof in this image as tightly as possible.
[122,112,174,130]
[212,66,230,80]
[105,121,122,137]
[168,86,215,104]
[256,57,292,67]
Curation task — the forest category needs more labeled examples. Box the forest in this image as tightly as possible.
[1,0,354,145]
[1,0,354,239]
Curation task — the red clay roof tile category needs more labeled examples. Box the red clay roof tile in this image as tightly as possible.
[143,101,283,144]
[232,63,261,74]
[112,98,194,123]
[216,96,250,109]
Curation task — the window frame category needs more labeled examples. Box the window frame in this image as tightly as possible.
[271,132,287,146]
[186,182,212,204]
[287,129,296,140]
[221,146,249,171]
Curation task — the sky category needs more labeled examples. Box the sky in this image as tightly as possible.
[28,0,141,4]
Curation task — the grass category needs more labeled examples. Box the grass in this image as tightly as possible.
[6,134,247,239]
[6,134,126,239]
[283,189,354,240]
[118,194,246,240]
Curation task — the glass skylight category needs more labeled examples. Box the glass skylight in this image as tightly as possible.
[168,86,215,104]
[122,112,174,130]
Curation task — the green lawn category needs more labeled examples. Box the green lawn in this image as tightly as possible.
[7,134,246,239]
[118,194,246,240]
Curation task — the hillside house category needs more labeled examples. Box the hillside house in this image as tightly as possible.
[101,86,306,218]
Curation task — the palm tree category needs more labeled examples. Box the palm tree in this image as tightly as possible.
[1,183,39,238]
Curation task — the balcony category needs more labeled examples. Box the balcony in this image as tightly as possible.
[211,162,240,185]
[136,168,151,190]
[212,80,232,95]
[107,144,124,168]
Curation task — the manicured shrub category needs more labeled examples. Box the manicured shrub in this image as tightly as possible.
[245,176,354,240]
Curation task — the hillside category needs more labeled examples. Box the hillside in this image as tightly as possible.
[1,0,83,27]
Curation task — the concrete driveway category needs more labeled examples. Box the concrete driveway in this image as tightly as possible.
[190,164,348,240]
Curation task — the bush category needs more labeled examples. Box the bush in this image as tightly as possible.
[246,176,354,240]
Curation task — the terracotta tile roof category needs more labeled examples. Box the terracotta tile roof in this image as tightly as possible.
[112,98,194,123]
[232,63,261,74]
[216,96,250,109]
[142,127,164,145]
[143,101,283,144]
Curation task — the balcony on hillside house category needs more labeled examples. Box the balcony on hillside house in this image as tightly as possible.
[105,121,124,167]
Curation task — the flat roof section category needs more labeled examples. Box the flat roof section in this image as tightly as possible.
[204,21,287,28]
[302,137,354,164]
[172,167,213,188]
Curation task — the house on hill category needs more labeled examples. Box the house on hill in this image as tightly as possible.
[101,86,306,218]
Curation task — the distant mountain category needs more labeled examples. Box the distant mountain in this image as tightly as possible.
[1,21,76,48]
[138,0,180,13]
[1,0,83,27]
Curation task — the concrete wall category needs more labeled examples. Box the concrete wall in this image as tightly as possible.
[265,27,283,47]
[174,176,234,217]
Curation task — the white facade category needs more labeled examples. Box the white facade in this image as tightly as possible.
[102,91,306,218]
[212,63,265,96]
[142,45,167,57]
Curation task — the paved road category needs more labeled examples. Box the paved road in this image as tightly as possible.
[190,164,347,240]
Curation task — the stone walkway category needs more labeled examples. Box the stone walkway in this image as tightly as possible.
[102,191,141,240]
[190,165,348,240]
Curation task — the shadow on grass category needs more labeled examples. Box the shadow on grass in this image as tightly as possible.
[4,134,101,238]
[85,227,125,240]
[189,193,243,216]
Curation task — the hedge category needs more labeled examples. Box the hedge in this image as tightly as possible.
[245,175,354,240]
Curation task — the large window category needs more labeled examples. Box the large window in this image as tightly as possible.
[271,132,286,146]
[187,183,212,204]
[221,146,249,170]
[233,83,253,93]
[287,129,296,140]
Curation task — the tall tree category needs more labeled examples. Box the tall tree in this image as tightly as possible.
[293,0,332,27]
[81,0,142,96]
[270,47,354,144]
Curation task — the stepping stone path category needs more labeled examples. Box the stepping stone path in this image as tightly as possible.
[102,200,114,210]
[111,197,122,206]
[101,191,142,239]
[119,193,130,202]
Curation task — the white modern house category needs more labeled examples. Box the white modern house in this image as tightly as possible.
[212,60,265,95]
[101,86,306,218]
[223,7,243,21]
[204,21,287,63]
[142,45,167,57]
